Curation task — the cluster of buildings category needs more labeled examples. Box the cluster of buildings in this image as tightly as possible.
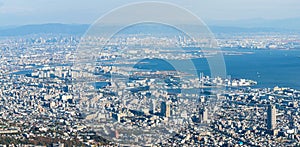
[157,86,300,146]
[217,33,300,49]
[0,33,299,146]
[0,35,110,146]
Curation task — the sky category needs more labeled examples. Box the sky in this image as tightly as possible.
[0,0,300,26]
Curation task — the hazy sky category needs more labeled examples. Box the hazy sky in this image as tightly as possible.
[0,0,300,26]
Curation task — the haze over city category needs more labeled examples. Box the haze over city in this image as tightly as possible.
[0,0,300,27]
[1,0,300,146]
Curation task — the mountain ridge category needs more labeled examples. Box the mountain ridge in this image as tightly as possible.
[0,22,298,37]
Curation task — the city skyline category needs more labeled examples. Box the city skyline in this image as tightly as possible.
[1,0,300,146]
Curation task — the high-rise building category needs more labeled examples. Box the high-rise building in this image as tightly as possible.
[267,104,276,130]
[161,101,170,117]
[151,99,156,114]
[199,107,208,123]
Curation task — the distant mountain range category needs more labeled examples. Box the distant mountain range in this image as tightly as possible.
[0,23,89,36]
[1,18,300,36]
[206,17,300,31]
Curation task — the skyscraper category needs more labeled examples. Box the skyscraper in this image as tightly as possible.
[267,104,276,130]
[161,101,170,117]
[199,107,208,123]
[151,99,156,114]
